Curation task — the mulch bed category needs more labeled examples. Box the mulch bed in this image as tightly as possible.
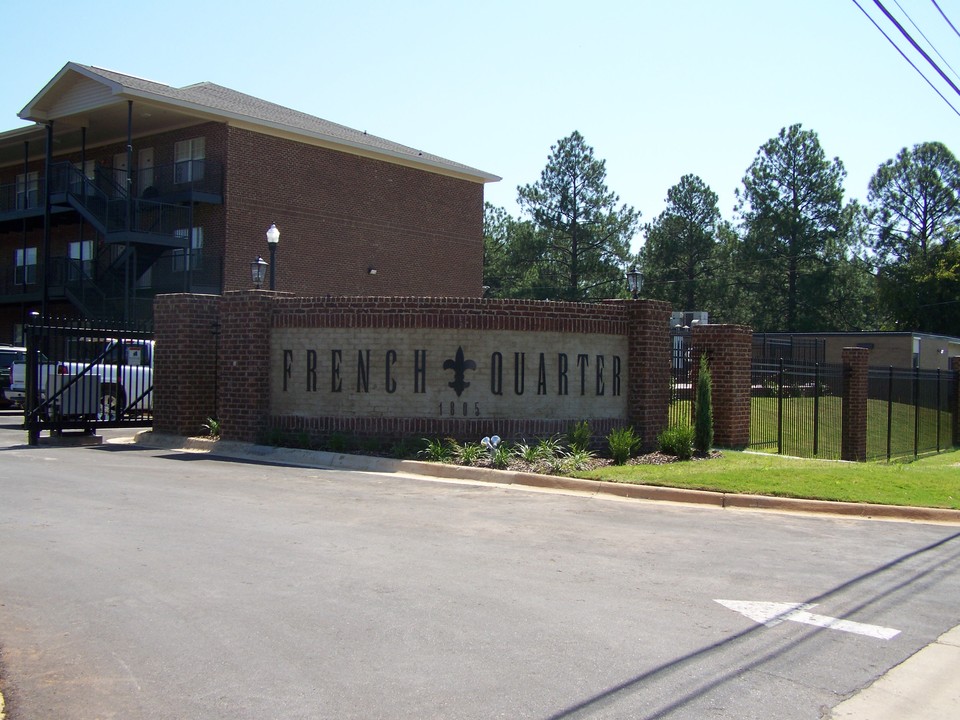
[469,450,722,474]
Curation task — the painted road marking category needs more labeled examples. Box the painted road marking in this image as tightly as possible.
[715,599,901,640]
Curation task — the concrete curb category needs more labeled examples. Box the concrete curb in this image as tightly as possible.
[133,432,960,524]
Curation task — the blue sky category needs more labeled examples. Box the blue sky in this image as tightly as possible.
[3,0,958,251]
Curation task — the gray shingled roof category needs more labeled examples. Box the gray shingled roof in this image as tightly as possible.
[77,64,497,181]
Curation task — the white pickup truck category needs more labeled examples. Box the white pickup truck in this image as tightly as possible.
[9,338,154,421]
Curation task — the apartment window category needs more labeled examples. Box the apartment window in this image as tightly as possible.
[173,227,203,272]
[71,161,96,196]
[68,240,94,281]
[15,247,37,285]
[16,171,39,210]
[174,137,205,184]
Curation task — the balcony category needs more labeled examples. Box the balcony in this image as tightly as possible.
[135,159,223,204]
[0,158,223,226]
[0,176,51,221]
[0,251,223,320]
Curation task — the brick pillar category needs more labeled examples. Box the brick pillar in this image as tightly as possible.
[154,293,221,436]
[622,299,672,452]
[841,346,870,462]
[691,325,753,449]
[952,356,960,446]
[219,290,275,443]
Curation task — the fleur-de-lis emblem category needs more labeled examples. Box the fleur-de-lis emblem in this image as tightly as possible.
[443,345,477,397]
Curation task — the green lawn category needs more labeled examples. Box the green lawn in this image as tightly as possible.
[577,448,960,509]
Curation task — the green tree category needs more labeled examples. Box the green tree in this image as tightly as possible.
[482,202,543,298]
[517,131,639,301]
[866,142,960,332]
[703,221,753,325]
[640,174,722,311]
[867,142,960,264]
[736,124,852,331]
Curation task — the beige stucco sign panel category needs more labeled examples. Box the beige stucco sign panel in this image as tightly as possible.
[271,328,628,420]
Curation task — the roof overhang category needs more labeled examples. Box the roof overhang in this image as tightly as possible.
[4,62,500,184]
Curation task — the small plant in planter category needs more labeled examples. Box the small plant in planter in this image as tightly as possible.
[564,446,596,471]
[454,441,485,465]
[419,437,453,462]
[513,440,541,464]
[201,417,221,438]
[534,435,564,461]
[567,420,592,453]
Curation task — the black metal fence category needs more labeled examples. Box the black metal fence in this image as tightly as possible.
[669,329,693,428]
[22,316,154,444]
[745,357,957,461]
[867,366,956,460]
[749,359,845,458]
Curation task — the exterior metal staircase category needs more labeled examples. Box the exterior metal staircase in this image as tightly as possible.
[47,162,192,321]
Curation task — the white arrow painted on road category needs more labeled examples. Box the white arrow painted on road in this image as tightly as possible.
[715,599,900,640]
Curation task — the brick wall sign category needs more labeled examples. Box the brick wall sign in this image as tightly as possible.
[271,328,628,420]
[154,293,674,448]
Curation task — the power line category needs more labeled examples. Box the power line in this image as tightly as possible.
[893,0,960,84]
[931,0,960,41]
[872,0,960,98]
[850,0,960,117]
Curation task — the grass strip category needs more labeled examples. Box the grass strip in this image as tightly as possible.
[576,449,960,509]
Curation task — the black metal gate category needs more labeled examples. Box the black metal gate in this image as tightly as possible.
[23,316,154,444]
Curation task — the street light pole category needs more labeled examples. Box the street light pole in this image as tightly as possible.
[266,223,280,290]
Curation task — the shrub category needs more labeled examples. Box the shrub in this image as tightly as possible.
[535,435,564,460]
[694,353,714,455]
[513,440,541,464]
[419,437,453,462]
[607,426,641,465]
[658,424,694,460]
[389,438,419,458]
[565,447,596,471]
[567,420,592,453]
[359,437,383,454]
[454,442,485,465]
[326,433,350,453]
[490,443,512,469]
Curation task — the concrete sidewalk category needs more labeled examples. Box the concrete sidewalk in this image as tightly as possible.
[130,431,960,720]
[829,624,960,719]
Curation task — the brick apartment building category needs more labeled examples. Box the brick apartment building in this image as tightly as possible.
[0,62,498,343]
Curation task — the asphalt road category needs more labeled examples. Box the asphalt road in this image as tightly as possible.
[1,414,959,719]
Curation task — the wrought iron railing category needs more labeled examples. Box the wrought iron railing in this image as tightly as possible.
[668,329,693,428]
[136,159,223,198]
[749,359,845,459]
[0,176,47,214]
[0,250,223,319]
[867,366,956,460]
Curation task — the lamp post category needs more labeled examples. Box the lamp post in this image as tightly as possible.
[626,267,642,299]
[266,223,280,290]
[251,256,268,289]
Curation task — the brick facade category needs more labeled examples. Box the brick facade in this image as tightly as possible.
[691,324,753,449]
[841,346,870,462]
[0,118,486,346]
[222,126,484,298]
[153,293,221,436]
